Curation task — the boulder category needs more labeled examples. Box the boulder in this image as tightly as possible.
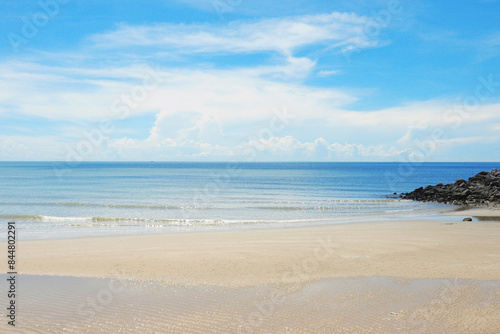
[401,169,500,207]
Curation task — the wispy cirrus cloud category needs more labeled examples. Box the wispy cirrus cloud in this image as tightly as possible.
[89,12,374,56]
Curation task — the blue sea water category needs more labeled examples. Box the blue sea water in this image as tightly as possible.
[0,162,498,240]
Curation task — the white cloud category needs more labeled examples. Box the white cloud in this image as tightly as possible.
[317,69,341,77]
[90,12,372,56]
[0,12,386,126]
[1,10,499,162]
[0,59,357,122]
[3,55,500,162]
[0,135,63,160]
[91,134,409,161]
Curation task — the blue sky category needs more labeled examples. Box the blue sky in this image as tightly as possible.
[0,0,499,161]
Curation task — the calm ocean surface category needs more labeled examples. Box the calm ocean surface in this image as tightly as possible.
[1,162,498,240]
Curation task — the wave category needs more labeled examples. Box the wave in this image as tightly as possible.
[0,214,238,226]
[0,214,46,221]
[0,205,442,227]
[324,199,402,203]
[0,214,91,222]
[0,214,328,228]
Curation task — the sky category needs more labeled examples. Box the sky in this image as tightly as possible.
[0,0,499,162]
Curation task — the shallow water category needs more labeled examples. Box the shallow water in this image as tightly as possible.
[1,162,498,239]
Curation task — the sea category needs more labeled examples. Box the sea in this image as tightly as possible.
[1,162,498,240]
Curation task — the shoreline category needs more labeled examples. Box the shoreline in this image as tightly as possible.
[8,216,500,287]
[4,203,474,242]
[446,207,500,219]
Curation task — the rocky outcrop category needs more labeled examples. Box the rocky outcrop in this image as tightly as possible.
[401,169,500,207]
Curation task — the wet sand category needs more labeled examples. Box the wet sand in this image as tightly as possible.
[0,275,498,334]
[2,218,500,333]
[446,207,500,221]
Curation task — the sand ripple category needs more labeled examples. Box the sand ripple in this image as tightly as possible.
[0,275,498,333]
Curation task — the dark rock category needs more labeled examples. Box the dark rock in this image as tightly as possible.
[463,217,473,221]
[401,169,500,208]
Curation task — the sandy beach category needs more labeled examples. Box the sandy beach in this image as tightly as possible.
[3,215,500,333]
[13,218,500,286]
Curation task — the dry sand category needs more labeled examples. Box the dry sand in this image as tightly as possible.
[11,219,500,287]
